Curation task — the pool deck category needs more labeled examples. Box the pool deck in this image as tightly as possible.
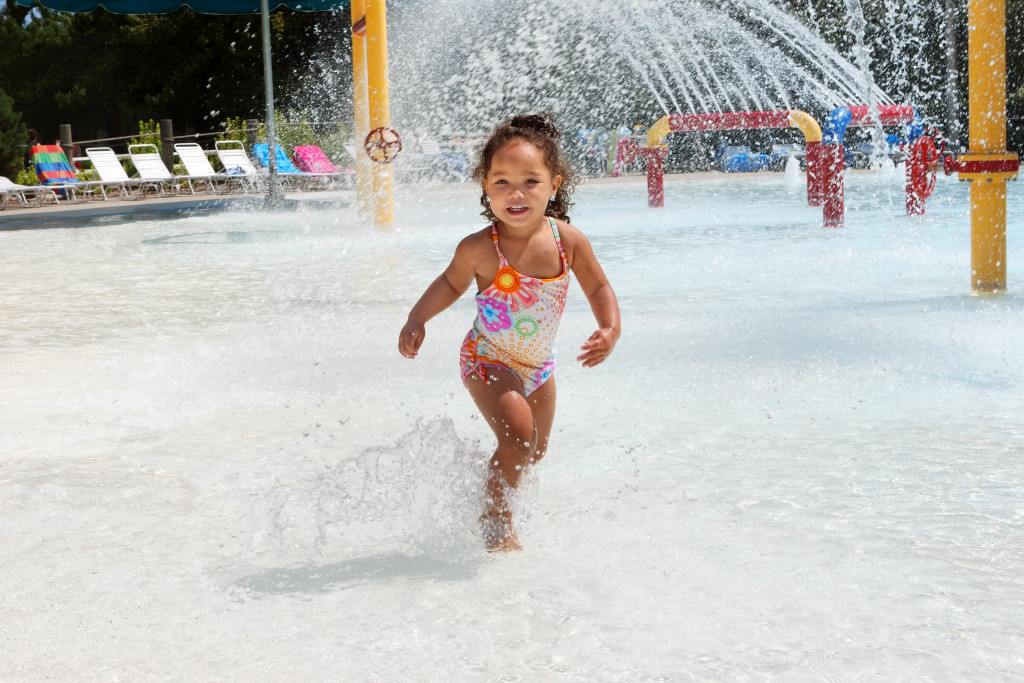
[0,188,356,230]
[0,171,803,230]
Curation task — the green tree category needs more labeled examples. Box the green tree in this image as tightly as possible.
[0,3,352,146]
[0,86,29,176]
[0,4,75,144]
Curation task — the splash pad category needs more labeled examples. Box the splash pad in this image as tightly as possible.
[2,0,1022,676]
[2,172,1024,677]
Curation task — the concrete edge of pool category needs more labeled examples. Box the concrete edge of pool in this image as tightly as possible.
[0,189,357,230]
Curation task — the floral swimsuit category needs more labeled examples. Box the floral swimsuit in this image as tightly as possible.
[460,218,570,396]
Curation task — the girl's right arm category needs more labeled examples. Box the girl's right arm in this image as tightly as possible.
[398,235,482,359]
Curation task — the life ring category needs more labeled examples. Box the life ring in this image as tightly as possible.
[364,127,402,164]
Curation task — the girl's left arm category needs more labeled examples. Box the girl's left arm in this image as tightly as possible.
[563,224,621,368]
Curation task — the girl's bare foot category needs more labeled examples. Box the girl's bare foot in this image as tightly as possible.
[480,512,523,552]
[488,534,523,553]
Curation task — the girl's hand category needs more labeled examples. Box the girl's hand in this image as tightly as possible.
[397,237,484,361]
[559,221,621,369]
[399,319,426,359]
[577,326,618,368]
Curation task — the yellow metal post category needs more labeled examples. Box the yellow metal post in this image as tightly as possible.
[365,0,394,229]
[971,180,1008,291]
[351,0,373,219]
[963,0,1018,292]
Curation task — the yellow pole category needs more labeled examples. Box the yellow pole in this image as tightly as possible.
[350,0,372,219]
[365,0,394,229]
[963,0,1018,292]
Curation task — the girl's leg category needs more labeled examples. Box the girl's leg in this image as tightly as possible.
[465,369,557,551]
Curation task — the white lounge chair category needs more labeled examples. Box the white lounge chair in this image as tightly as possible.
[84,147,153,200]
[174,143,239,194]
[0,176,55,209]
[343,143,358,165]
[128,144,188,195]
[397,136,468,182]
[214,140,266,186]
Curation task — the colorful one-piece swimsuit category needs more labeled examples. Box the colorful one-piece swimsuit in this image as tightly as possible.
[460,217,570,396]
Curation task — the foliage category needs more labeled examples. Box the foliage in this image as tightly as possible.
[13,167,37,185]
[0,85,29,176]
[1010,84,1024,153]
[0,4,351,145]
[129,119,160,148]
[258,109,318,150]
[316,123,352,165]
[217,115,250,144]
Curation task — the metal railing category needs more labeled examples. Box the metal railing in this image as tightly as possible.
[23,118,352,169]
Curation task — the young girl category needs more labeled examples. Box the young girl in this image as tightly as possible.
[398,114,620,552]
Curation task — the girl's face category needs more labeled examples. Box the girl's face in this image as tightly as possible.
[483,139,562,230]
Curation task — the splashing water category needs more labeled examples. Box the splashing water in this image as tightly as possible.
[387,0,893,134]
[251,418,490,562]
[845,0,897,166]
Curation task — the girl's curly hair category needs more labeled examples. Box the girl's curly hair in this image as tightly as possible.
[473,113,580,223]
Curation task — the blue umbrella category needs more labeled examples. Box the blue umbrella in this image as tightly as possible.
[15,0,352,203]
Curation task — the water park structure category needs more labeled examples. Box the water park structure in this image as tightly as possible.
[350,0,395,229]
[639,111,822,209]
[639,104,944,225]
[817,104,924,226]
[635,0,1019,294]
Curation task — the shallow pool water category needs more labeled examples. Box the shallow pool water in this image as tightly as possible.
[1,171,1023,679]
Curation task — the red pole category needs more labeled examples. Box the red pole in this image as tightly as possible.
[821,143,845,226]
[906,149,924,215]
[805,140,823,205]
[642,148,668,208]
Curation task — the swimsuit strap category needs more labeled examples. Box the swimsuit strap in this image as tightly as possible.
[489,223,507,265]
[549,216,567,262]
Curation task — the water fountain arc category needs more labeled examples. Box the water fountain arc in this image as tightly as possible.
[385,0,894,137]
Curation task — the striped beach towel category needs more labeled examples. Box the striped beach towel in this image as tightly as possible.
[31,145,79,185]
